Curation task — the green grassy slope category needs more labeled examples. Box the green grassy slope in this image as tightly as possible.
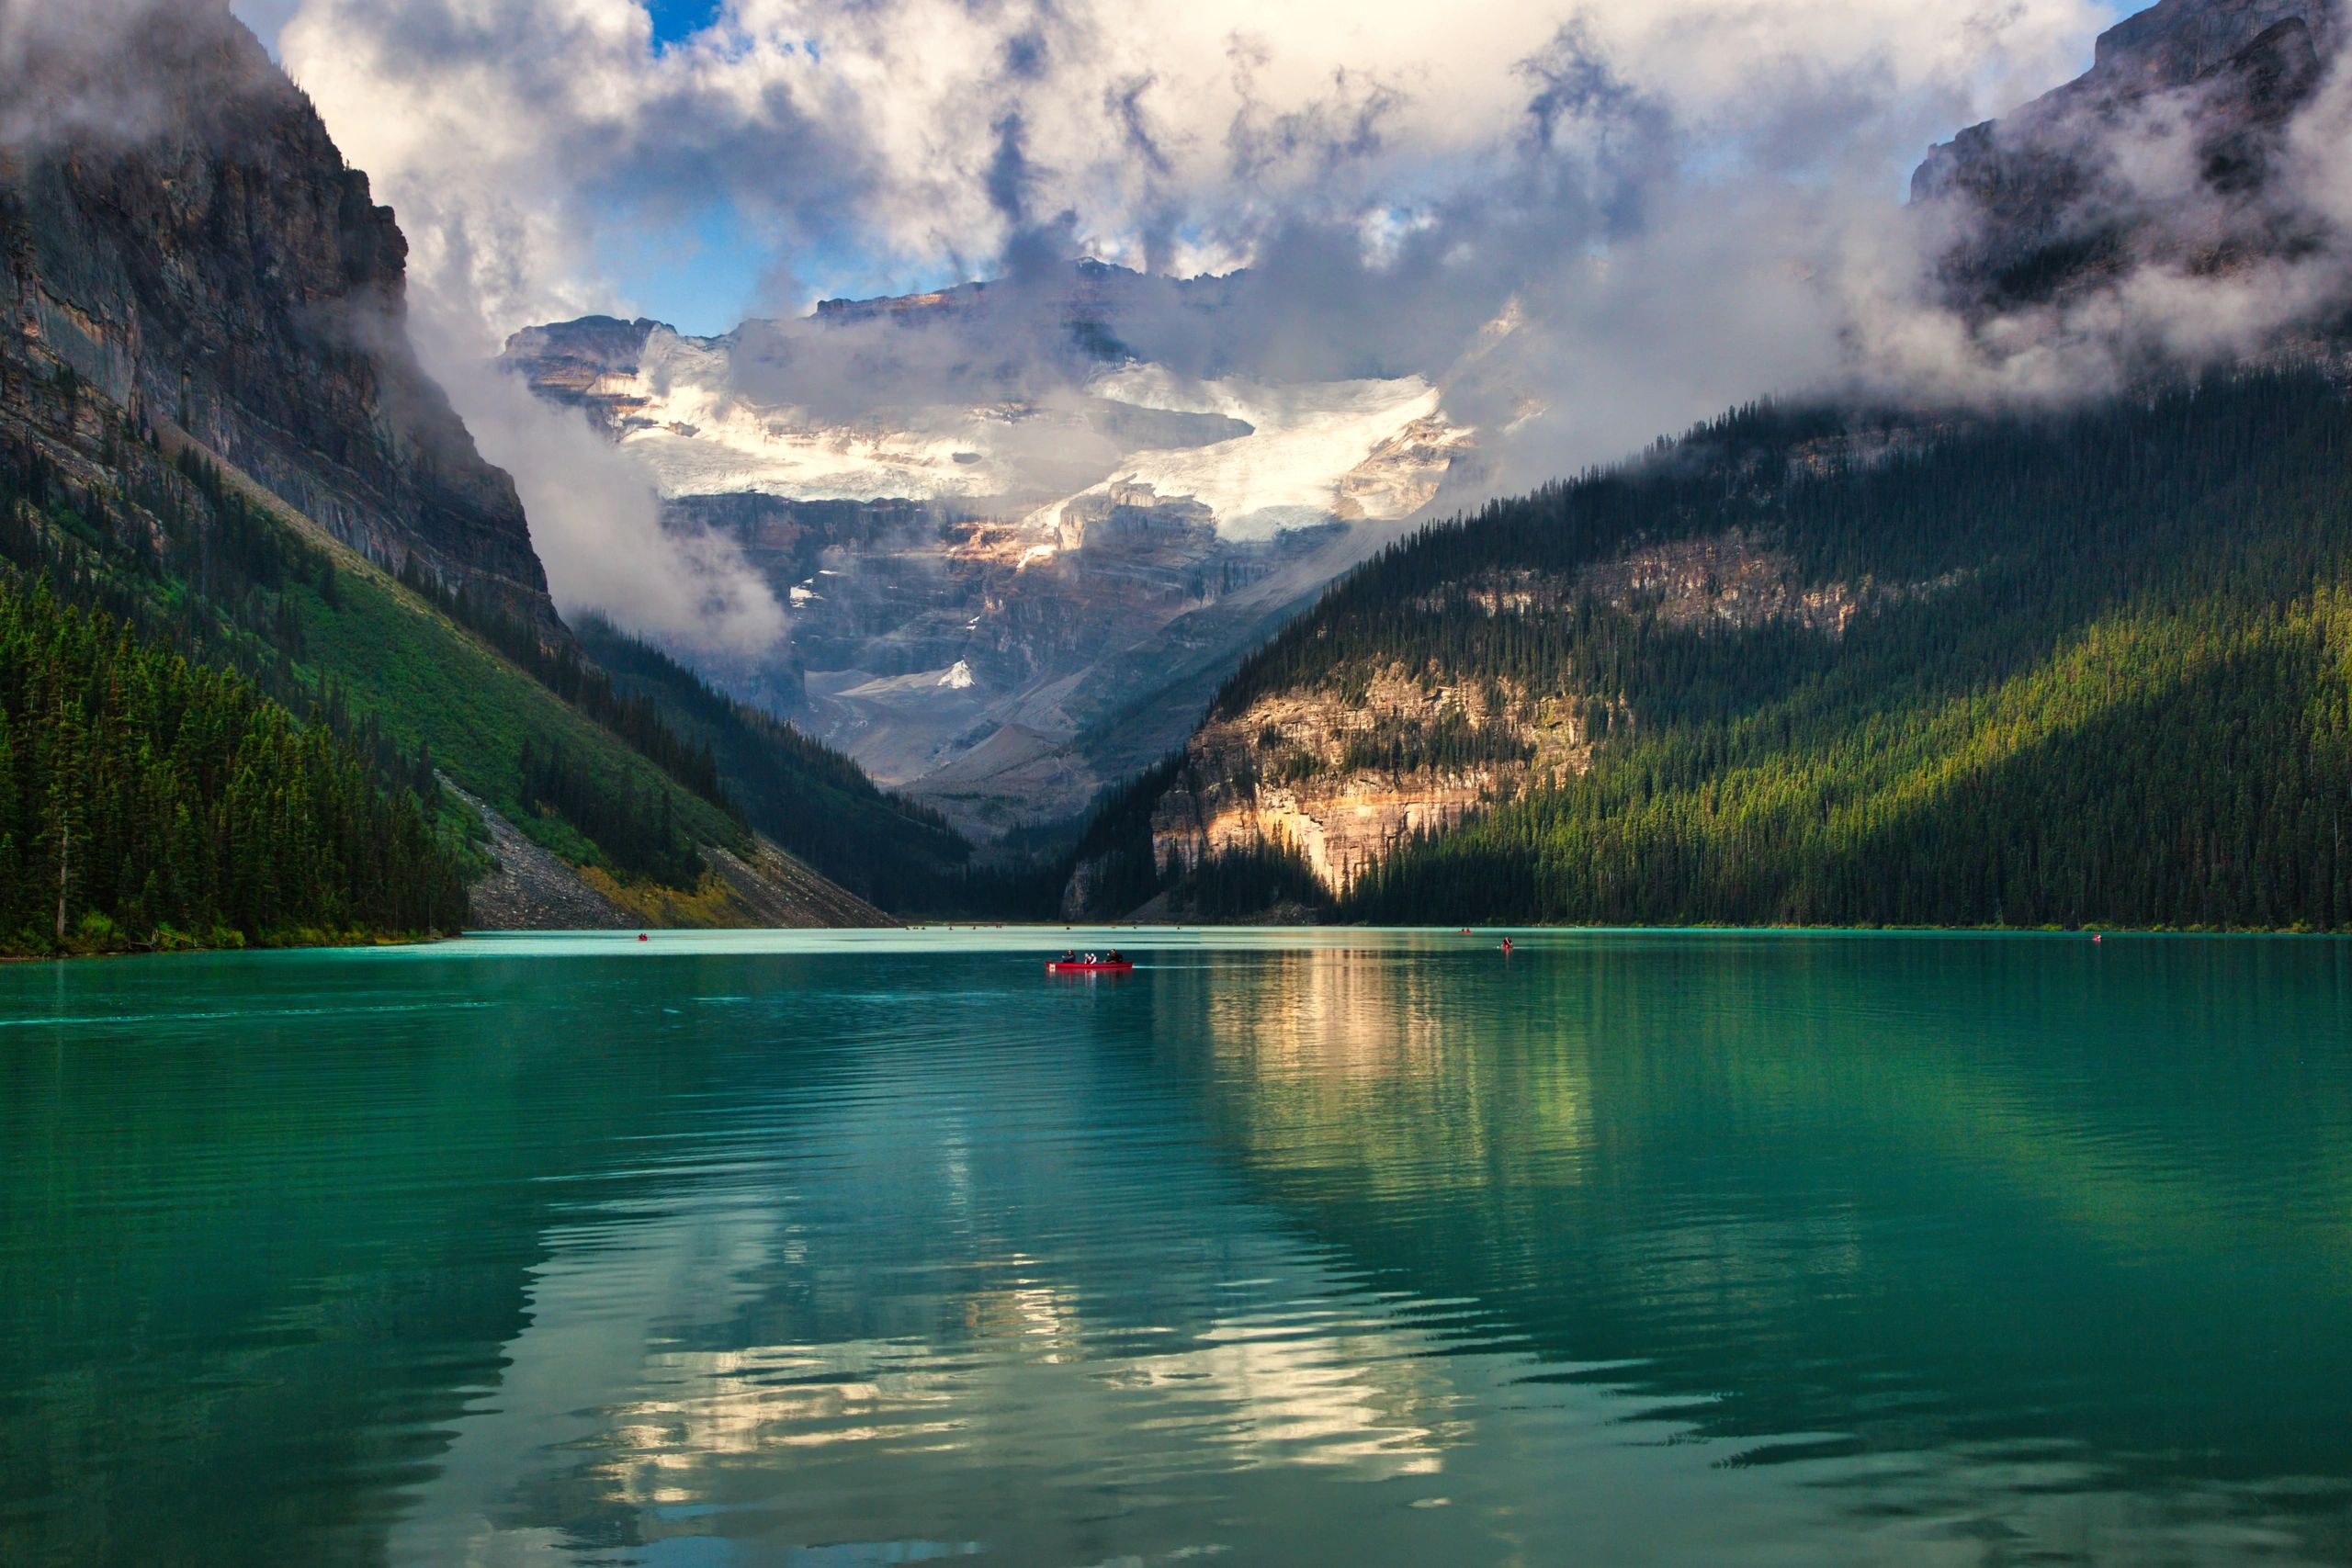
[0,576,469,953]
[0,392,889,933]
[150,431,753,890]
[280,546,744,871]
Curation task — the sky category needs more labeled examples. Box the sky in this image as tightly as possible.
[225,0,2137,340]
[232,0,978,332]
[232,0,760,331]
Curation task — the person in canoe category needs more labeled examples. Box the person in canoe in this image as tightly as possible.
[1105,948,1124,964]
[1060,948,1079,963]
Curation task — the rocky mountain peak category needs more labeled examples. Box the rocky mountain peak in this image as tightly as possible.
[501,259,1475,840]
[0,1,560,631]
[1911,0,2339,308]
[2090,0,2335,88]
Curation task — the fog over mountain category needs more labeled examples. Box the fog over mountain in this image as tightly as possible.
[237,0,2100,649]
[205,0,2352,834]
[497,265,1486,836]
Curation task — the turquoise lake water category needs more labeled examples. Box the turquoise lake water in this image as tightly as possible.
[4,928,2350,1565]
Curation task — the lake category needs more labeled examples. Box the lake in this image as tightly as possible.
[5,929,2351,1566]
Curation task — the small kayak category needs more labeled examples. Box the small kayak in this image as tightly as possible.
[1046,960,1134,974]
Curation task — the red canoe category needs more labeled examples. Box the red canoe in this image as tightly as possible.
[1046,960,1134,974]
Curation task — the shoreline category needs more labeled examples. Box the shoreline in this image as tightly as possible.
[21,918,2351,962]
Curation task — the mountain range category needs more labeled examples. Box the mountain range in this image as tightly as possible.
[501,270,1483,842]
[1051,0,2352,926]
[497,0,2352,865]
[3,0,2349,948]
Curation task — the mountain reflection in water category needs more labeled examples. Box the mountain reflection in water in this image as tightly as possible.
[3,930,2348,1566]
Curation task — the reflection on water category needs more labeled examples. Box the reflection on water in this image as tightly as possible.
[3,931,2350,1565]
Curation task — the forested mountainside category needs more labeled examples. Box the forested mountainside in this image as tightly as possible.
[571,617,1006,913]
[0,573,466,953]
[1067,369,2352,930]
[0,404,889,946]
[1050,0,2352,931]
[0,1,958,948]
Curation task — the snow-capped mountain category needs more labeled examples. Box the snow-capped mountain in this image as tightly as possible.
[503,260,1481,840]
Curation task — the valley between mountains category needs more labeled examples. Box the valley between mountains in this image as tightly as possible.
[2,0,2350,950]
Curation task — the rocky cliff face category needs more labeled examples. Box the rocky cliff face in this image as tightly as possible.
[1070,526,1962,918]
[1146,672,1579,903]
[1913,0,2339,306]
[0,3,559,631]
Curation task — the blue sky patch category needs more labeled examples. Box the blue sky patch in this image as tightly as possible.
[645,0,725,49]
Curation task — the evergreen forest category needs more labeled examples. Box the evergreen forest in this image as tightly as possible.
[0,579,467,952]
[1094,369,2352,931]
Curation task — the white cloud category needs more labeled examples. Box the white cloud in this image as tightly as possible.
[251,0,2352,641]
[423,329,790,653]
[276,0,2107,338]
[261,0,2117,508]
[28,0,2352,665]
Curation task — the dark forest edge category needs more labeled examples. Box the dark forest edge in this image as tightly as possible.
[0,402,481,953]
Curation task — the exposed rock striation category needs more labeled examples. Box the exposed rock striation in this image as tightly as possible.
[0,2,560,631]
[1148,671,1583,899]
